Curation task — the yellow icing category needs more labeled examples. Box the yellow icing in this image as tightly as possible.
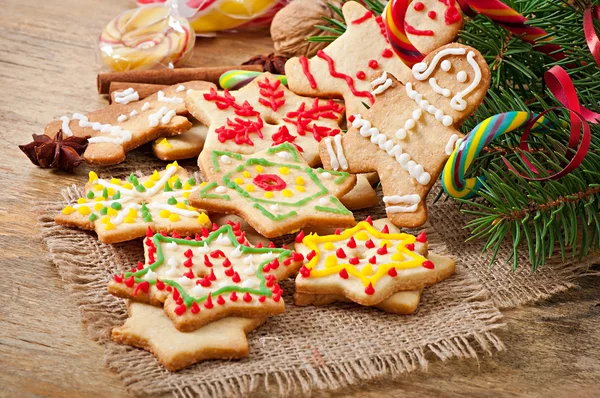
[144,181,155,188]
[264,192,274,199]
[255,165,264,172]
[295,176,305,185]
[159,210,170,218]
[62,206,75,215]
[234,177,244,185]
[88,171,99,183]
[169,214,180,222]
[295,185,306,192]
[78,206,91,216]
[107,208,118,217]
[282,189,293,197]
[323,242,335,250]
[94,203,104,211]
[243,171,251,178]
[279,167,290,175]
[110,178,121,185]
[197,213,209,224]
[150,171,161,182]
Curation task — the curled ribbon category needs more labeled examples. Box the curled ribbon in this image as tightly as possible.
[584,5,600,67]
[501,66,595,181]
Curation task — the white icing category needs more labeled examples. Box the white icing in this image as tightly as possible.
[177,276,194,286]
[396,129,407,139]
[441,60,451,72]
[370,71,387,87]
[117,114,128,122]
[114,88,139,105]
[110,203,140,226]
[404,119,416,130]
[129,109,138,117]
[276,151,291,159]
[166,266,179,277]
[144,268,157,280]
[334,135,348,170]
[319,197,329,206]
[215,233,232,246]
[166,241,178,250]
[144,164,178,197]
[148,106,169,128]
[270,203,279,212]
[72,113,133,144]
[230,246,243,258]
[141,102,150,111]
[220,155,232,164]
[161,110,176,125]
[186,89,193,95]
[445,134,460,155]
[197,244,210,254]
[243,255,253,265]
[450,51,482,111]
[429,78,451,97]
[324,136,348,171]
[412,109,422,120]
[260,252,275,261]
[158,90,184,104]
[215,186,227,194]
[60,116,73,137]
[321,172,332,179]
[241,279,256,288]
[412,47,467,81]
[352,114,380,138]
[406,83,453,127]
[371,78,393,95]
[176,84,186,92]
[457,71,467,83]
[191,285,206,297]
[167,257,178,267]
[383,194,421,213]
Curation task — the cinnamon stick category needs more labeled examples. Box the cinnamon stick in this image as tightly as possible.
[97,65,263,94]
[108,82,168,104]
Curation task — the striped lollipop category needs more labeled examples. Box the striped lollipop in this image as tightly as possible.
[384,0,425,67]
[442,111,550,199]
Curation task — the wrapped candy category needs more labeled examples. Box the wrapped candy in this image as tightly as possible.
[137,0,289,33]
[99,5,195,71]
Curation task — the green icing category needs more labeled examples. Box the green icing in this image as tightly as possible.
[253,203,297,221]
[136,185,146,192]
[266,142,302,162]
[199,181,230,200]
[164,182,173,192]
[174,178,182,189]
[99,207,108,215]
[167,197,177,205]
[89,213,98,222]
[131,225,292,308]
[128,173,139,186]
[141,202,149,212]
[112,191,121,200]
[210,150,243,172]
[111,202,122,210]
[143,214,153,222]
[187,177,196,186]
[102,187,109,198]
[315,197,353,215]
[86,191,94,199]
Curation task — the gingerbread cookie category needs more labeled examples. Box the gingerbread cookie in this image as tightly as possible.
[108,224,304,331]
[294,220,455,306]
[45,81,215,165]
[56,162,211,244]
[285,1,462,120]
[319,44,490,228]
[152,120,209,161]
[189,143,357,238]
[112,302,265,371]
[186,72,345,167]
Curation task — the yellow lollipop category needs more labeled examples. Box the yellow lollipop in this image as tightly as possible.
[185,0,284,33]
[99,5,195,72]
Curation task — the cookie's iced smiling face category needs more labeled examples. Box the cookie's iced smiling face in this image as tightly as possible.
[411,45,489,122]
[404,0,463,54]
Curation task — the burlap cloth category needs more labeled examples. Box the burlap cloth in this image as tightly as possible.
[37,155,598,397]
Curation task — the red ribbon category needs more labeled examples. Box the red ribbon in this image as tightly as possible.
[584,5,600,67]
[502,66,594,181]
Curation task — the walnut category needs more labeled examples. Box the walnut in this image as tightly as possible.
[270,0,342,58]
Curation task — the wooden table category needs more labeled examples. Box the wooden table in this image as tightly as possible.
[1,0,599,396]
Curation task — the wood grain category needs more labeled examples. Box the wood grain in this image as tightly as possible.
[0,0,599,397]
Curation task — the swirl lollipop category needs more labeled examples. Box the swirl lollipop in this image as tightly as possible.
[99,5,195,71]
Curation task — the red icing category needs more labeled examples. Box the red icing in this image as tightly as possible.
[224,267,235,277]
[381,225,389,234]
[374,15,390,43]
[217,295,226,305]
[203,255,213,267]
[428,10,437,19]
[414,2,425,11]
[382,48,394,58]
[199,277,211,287]
[183,270,194,279]
[405,22,434,36]
[365,283,375,295]
[257,77,286,111]
[172,232,181,239]
[270,259,280,270]
[269,242,276,248]
[210,249,225,258]
[416,231,428,243]
[299,265,311,277]
[243,292,252,302]
[230,291,238,302]
[137,261,144,270]
[184,249,193,258]
[231,272,241,283]
[299,56,317,89]
[146,226,153,238]
[292,252,304,262]
[365,216,373,225]
[208,269,216,281]
[183,258,193,267]
[368,256,377,264]
[365,239,375,249]
[347,236,357,248]
[283,98,343,142]
[113,274,123,283]
[271,125,303,152]
[377,245,388,255]
[215,117,264,146]
[133,281,149,296]
[348,115,356,123]
[259,296,266,303]
[422,260,435,269]
[204,293,214,309]
[174,304,186,315]
[295,230,305,243]
[356,71,366,80]
[405,243,415,251]
[316,50,374,104]
[124,275,135,288]
[156,279,165,290]
[273,291,282,302]
[222,258,231,267]
[368,59,379,69]
[334,228,341,235]
[351,10,373,25]
[307,250,316,260]
[388,268,398,277]
[191,302,200,314]
[336,248,346,259]
[349,257,359,265]
[438,0,461,25]
[253,174,287,191]
[339,268,349,279]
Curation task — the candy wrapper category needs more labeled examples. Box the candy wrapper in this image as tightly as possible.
[137,0,289,33]
[99,4,195,71]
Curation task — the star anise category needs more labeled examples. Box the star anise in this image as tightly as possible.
[19,130,88,172]
[242,53,289,75]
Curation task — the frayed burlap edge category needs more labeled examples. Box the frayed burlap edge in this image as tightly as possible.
[37,185,506,398]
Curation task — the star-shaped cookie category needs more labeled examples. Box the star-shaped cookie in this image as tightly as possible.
[112,302,266,371]
[56,162,211,243]
[318,43,490,228]
[108,224,304,331]
[294,221,455,306]
[45,81,215,165]
[285,1,463,119]
[188,143,357,238]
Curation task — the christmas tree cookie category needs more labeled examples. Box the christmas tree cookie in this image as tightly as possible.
[188,143,357,238]
[112,302,266,371]
[319,43,490,228]
[294,220,455,307]
[56,162,211,244]
[108,224,305,331]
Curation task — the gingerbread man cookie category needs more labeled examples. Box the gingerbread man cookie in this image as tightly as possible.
[188,143,357,238]
[294,221,455,307]
[45,81,215,165]
[112,302,266,371]
[56,162,211,244]
[285,1,462,120]
[319,43,490,228]
[108,224,304,331]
